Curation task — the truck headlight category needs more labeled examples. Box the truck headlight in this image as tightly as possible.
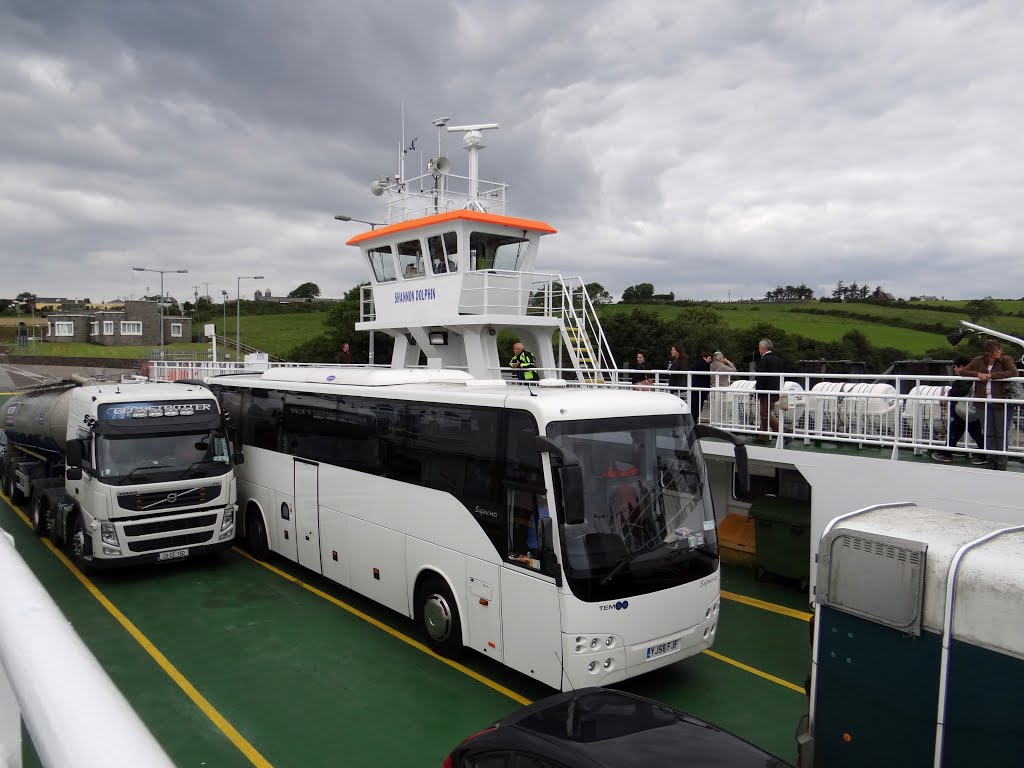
[221,504,235,531]
[100,522,119,548]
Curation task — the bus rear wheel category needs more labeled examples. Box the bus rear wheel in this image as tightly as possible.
[417,575,464,659]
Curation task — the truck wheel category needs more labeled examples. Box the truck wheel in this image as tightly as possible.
[69,514,93,573]
[416,574,464,659]
[244,507,269,560]
[3,466,24,505]
[30,493,49,537]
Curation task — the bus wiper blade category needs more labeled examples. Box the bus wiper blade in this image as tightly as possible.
[600,540,665,586]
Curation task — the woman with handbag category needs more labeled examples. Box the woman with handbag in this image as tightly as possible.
[631,350,655,389]
[932,357,985,463]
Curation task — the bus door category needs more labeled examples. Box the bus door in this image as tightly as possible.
[500,567,560,687]
[500,486,561,688]
[293,458,322,573]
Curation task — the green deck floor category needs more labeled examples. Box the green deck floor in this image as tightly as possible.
[0,491,810,766]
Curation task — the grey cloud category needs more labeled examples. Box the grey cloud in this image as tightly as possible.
[1,0,1023,308]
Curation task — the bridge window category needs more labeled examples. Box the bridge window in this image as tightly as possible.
[469,232,529,271]
[367,245,397,283]
[397,238,425,279]
[427,231,459,274]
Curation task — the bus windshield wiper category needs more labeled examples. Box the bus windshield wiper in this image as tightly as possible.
[600,539,666,586]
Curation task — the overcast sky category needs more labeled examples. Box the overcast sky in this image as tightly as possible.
[2,0,1023,307]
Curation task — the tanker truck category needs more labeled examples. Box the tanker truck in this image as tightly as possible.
[1,374,240,569]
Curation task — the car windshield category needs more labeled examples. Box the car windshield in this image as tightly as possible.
[547,415,718,601]
[95,430,232,485]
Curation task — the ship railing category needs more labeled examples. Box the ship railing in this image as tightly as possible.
[0,529,174,767]
[501,367,1024,463]
[382,170,509,224]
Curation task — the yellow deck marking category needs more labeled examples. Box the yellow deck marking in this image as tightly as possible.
[0,491,273,768]
[238,549,809,699]
[702,649,806,694]
[721,590,813,622]
[235,548,534,706]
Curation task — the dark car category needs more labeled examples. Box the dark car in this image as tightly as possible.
[442,687,791,767]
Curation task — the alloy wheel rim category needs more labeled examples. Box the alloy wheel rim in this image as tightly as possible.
[424,593,452,642]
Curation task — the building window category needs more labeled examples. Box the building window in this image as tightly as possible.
[90,322,99,336]
[171,323,183,338]
[54,322,74,336]
[103,321,114,335]
[121,321,143,336]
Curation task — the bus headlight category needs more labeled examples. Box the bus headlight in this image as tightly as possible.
[100,522,119,548]
[221,504,235,531]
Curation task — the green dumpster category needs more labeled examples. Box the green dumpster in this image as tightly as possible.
[749,495,811,585]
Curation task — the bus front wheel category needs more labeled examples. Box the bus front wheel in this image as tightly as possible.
[417,575,464,659]
[245,506,269,560]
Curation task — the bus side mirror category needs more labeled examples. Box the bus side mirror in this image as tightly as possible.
[559,465,585,525]
[693,425,749,497]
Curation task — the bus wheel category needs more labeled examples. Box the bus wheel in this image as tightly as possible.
[417,575,464,659]
[245,507,269,560]
[70,514,92,573]
[30,493,49,536]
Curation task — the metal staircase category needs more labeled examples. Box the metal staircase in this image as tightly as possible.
[528,277,617,383]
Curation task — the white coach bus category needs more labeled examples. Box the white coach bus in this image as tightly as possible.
[209,366,747,690]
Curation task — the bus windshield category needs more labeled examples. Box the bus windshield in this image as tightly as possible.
[547,415,718,602]
[95,430,232,485]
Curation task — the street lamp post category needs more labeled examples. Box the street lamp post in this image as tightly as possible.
[133,266,188,359]
[221,291,228,359]
[334,215,384,365]
[236,275,264,359]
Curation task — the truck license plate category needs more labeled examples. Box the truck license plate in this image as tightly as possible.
[158,548,190,561]
[646,639,679,660]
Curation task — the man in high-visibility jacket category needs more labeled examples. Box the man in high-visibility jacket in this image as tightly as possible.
[509,342,537,381]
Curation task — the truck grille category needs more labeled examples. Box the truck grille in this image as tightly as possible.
[117,484,221,512]
[123,515,217,537]
[127,532,214,553]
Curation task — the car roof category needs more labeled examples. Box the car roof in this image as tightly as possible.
[458,688,790,768]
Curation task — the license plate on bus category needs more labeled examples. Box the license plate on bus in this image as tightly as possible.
[158,548,190,561]
[646,639,679,660]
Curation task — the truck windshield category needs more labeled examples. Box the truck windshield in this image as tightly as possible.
[95,431,232,485]
[547,415,718,602]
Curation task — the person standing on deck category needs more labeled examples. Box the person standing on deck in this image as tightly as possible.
[336,342,353,365]
[755,339,785,443]
[690,351,712,422]
[666,342,688,394]
[510,341,537,381]
[961,339,1018,470]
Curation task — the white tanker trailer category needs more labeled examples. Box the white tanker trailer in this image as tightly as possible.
[1,375,240,569]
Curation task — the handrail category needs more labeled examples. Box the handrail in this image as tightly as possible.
[0,529,174,767]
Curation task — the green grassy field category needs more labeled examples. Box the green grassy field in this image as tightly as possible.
[4,300,1018,361]
[212,312,329,357]
[597,301,960,356]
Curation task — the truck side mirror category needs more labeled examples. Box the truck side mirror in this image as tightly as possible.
[233,452,245,465]
[65,438,85,480]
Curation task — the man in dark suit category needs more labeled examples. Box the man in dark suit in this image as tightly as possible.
[755,338,785,443]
